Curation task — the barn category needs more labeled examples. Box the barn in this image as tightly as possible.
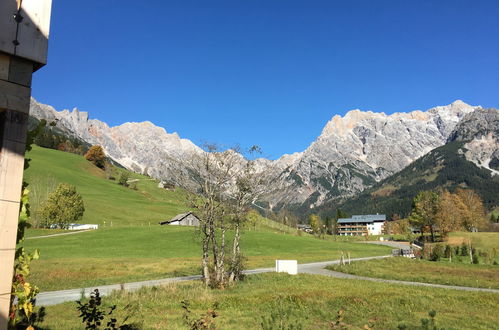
[159,212,200,226]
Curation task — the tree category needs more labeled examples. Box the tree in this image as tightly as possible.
[455,188,487,231]
[172,144,266,288]
[435,189,463,238]
[409,191,439,242]
[40,183,85,229]
[84,145,106,169]
[309,214,322,237]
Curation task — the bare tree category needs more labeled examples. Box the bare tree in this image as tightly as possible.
[171,144,266,288]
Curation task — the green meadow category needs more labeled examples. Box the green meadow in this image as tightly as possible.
[40,273,499,329]
[24,226,390,291]
[24,145,189,227]
[327,257,499,289]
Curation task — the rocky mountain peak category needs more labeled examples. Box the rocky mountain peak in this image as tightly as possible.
[29,97,491,212]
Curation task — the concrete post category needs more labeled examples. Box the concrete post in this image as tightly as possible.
[0,1,52,328]
[0,51,33,330]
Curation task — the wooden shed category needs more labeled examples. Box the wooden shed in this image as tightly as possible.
[159,212,200,227]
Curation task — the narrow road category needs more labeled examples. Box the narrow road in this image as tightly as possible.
[36,255,389,306]
[36,253,499,307]
[26,229,94,240]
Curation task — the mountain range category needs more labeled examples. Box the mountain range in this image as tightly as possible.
[29,98,498,215]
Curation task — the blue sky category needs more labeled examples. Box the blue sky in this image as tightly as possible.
[32,0,499,159]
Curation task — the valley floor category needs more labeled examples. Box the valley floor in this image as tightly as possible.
[38,272,499,329]
[327,257,499,290]
[24,226,392,291]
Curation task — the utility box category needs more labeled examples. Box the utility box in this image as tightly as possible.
[275,260,298,275]
[0,0,52,70]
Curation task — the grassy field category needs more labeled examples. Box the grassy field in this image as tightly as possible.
[24,146,189,227]
[447,232,499,256]
[39,273,499,329]
[327,257,499,289]
[24,226,391,291]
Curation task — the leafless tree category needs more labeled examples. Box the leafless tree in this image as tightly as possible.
[170,144,267,288]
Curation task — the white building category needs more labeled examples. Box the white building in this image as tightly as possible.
[337,214,386,236]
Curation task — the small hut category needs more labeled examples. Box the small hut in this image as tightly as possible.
[159,212,200,226]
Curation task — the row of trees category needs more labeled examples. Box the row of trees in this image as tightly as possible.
[33,119,87,155]
[409,188,487,241]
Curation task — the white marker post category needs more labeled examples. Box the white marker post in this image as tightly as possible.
[0,1,52,328]
[275,260,298,275]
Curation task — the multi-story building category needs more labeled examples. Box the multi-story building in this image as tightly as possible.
[337,214,386,236]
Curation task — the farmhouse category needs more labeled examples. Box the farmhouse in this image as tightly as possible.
[337,214,386,236]
[159,212,200,226]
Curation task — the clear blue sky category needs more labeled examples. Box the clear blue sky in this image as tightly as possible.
[32,0,499,159]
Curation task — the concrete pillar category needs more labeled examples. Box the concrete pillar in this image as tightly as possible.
[0,52,33,329]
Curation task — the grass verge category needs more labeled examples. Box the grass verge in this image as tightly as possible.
[327,257,499,289]
[39,273,499,329]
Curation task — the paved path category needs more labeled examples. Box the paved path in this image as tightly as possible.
[37,253,499,307]
[27,229,94,240]
[357,241,410,249]
[36,256,388,306]
[298,258,499,294]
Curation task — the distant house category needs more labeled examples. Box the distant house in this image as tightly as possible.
[159,212,200,226]
[297,224,313,233]
[50,223,99,230]
[337,214,386,236]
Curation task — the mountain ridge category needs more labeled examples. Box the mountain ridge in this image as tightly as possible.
[29,98,491,212]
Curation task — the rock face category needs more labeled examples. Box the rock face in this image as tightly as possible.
[448,108,499,175]
[29,98,204,181]
[30,98,489,212]
[262,100,480,210]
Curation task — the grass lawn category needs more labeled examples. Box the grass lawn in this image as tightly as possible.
[24,146,189,227]
[327,257,499,289]
[447,232,499,259]
[39,273,499,329]
[23,226,391,291]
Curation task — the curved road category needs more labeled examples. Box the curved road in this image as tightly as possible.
[36,253,499,307]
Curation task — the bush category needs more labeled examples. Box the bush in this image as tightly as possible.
[444,245,453,259]
[430,244,444,261]
[76,289,138,329]
[460,243,469,256]
[118,172,130,187]
[40,183,84,229]
[181,300,218,330]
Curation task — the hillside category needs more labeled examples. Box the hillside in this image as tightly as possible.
[24,145,299,233]
[318,141,499,218]
[24,145,190,227]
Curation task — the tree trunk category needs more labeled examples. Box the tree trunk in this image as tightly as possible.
[429,225,435,242]
[202,224,211,287]
[228,222,241,283]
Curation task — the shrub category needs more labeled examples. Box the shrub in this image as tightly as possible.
[181,300,218,330]
[76,289,138,329]
[430,244,444,261]
[460,243,469,256]
[118,172,130,187]
[444,245,453,259]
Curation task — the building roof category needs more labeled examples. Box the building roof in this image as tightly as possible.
[159,212,198,225]
[338,214,386,224]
